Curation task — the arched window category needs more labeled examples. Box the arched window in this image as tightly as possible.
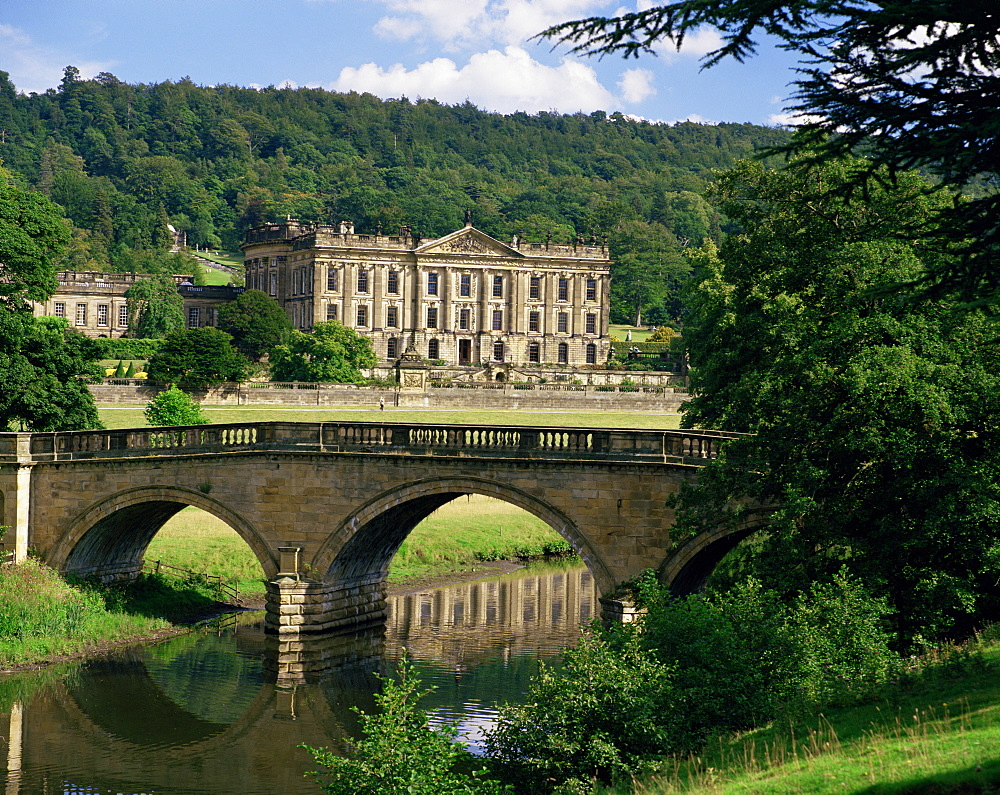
[558,343,568,364]
[528,342,540,362]
[428,338,440,359]
[493,341,504,361]
[387,337,398,359]
[586,344,597,364]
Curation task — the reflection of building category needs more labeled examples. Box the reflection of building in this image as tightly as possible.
[386,565,596,667]
[241,220,612,367]
[32,271,244,338]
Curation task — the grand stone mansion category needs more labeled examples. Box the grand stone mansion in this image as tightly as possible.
[33,221,613,368]
[241,220,612,368]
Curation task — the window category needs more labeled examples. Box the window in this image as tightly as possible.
[118,305,129,327]
[54,302,65,318]
[326,303,338,321]
[492,275,503,298]
[357,269,369,293]
[427,273,439,296]
[386,306,398,327]
[586,343,597,364]
[269,272,277,296]
[387,337,398,359]
[327,269,339,292]
[293,269,300,295]
[491,309,503,331]
[528,342,540,362]
[557,312,568,333]
[97,304,109,327]
[357,305,368,326]
[528,311,540,332]
[459,308,470,330]
[75,304,87,326]
[387,270,399,294]
[459,273,471,297]
[427,306,438,329]
[529,276,540,299]
[586,313,597,334]
[188,307,200,328]
[586,278,597,301]
[558,342,569,364]
[428,339,440,359]
[558,278,569,301]
[493,341,504,361]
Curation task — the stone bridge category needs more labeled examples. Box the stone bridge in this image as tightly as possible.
[0,421,741,634]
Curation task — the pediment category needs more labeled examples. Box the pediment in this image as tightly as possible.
[417,227,523,258]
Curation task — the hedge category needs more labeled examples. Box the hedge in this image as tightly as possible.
[91,338,164,359]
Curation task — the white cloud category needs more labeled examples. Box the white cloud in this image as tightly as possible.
[369,0,610,51]
[767,111,824,127]
[0,23,112,94]
[618,67,655,103]
[331,46,619,113]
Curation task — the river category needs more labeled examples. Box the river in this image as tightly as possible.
[0,560,596,795]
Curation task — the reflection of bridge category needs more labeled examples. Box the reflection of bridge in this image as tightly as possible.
[0,421,741,633]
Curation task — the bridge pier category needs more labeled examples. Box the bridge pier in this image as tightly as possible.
[265,577,388,635]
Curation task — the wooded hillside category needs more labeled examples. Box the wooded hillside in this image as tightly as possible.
[0,67,789,323]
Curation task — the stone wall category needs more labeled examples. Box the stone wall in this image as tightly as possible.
[89,379,688,412]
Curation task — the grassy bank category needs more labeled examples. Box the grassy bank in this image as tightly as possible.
[148,496,567,591]
[0,559,191,669]
[98,405,683,430]
[620,633,1000,794]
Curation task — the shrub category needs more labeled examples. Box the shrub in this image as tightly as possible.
[144,386,208,426]
[304,653,511,795]
[484,571,901,793]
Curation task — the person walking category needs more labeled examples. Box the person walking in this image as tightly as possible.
[379,397,385,411]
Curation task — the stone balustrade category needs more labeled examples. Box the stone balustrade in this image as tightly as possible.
[3,421,743,466]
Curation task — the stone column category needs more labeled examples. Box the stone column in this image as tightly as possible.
[265,575,388,636]
[598,596,646,624]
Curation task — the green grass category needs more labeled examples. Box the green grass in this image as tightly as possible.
[610,324,658,343]
[389,494,567,582]
[0,559,173,668]
[98,405,683,430]
[147,496,568,590]
[622,634,1000,794]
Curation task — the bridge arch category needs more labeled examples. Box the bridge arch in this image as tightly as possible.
[48,486,276,580]
[311,476,617,596]
[660,510,773,595]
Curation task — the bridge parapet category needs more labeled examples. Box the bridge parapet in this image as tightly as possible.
[0,422,744,465]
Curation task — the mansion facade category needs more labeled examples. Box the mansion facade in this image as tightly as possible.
[241,220,612,367]
[32,272,243,339]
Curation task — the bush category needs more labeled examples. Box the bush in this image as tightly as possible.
[484,571,901,793]
[304,653,511,795]
[144,386,208,426]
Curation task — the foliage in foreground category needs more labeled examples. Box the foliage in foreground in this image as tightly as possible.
[483,572,901,793]
[678,157,1000,644]
[627,632,1000,794]
[304,653,512,795]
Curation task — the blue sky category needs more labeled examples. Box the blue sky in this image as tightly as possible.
[2,0,803,125]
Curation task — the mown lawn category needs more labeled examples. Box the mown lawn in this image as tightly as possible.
[98,405,683,430]
[147,496,566,593]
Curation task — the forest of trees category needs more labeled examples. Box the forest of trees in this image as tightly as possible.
[0,67,789,324]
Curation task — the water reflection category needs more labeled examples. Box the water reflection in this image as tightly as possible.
[0,561,595,795]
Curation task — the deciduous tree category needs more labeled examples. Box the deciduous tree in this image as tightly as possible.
[217,288,293,360]
[676,158,1000,642]
[270,321,377,383]
[146,327,248,389]
[124,276,185,338]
